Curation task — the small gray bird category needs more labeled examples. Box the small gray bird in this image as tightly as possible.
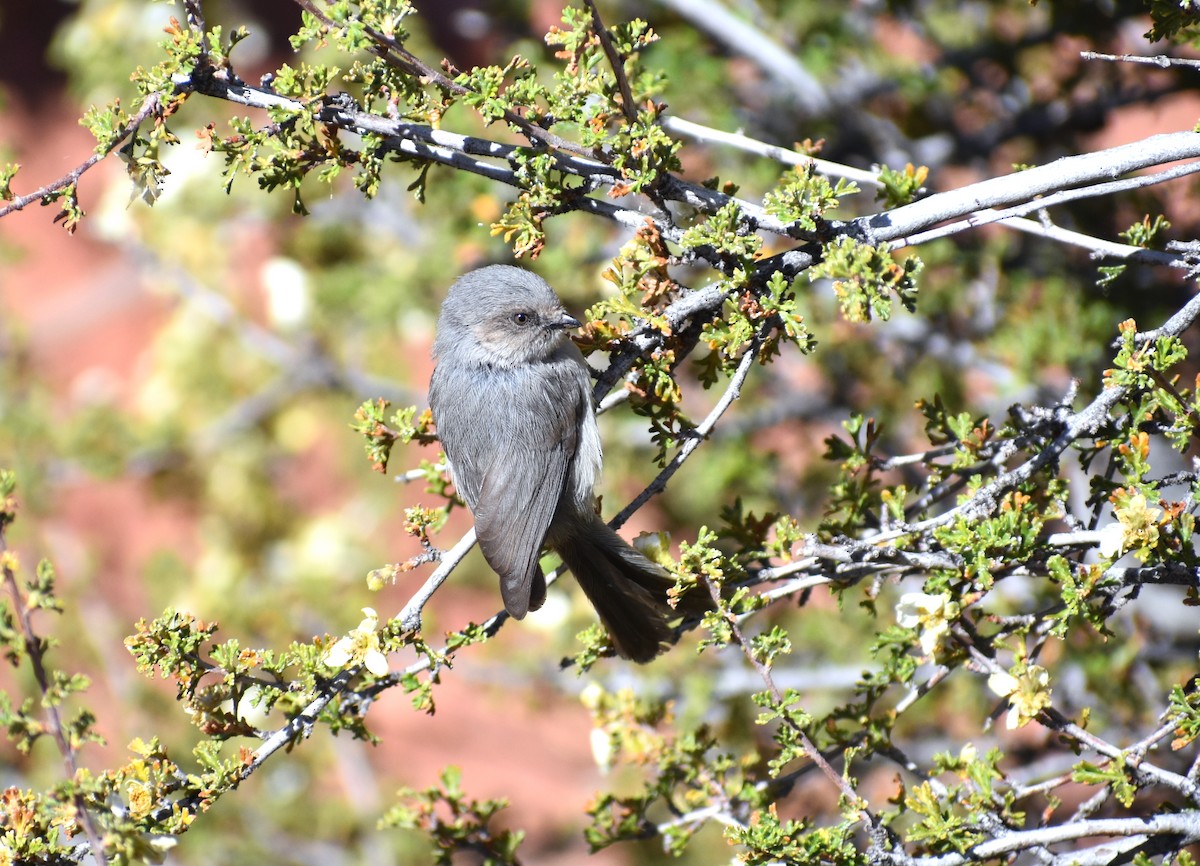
[429,265,681,662]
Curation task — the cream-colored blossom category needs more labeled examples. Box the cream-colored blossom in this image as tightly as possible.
[220,685,271,729]
[987,664,1051,729]
[633,531,674,568]
[590,727,614,774]
[895,591,959,656]
[128,834,177,865]
[1096,522,1125,559]
[126,781,154,818]
[579,682,606,711]
[146,836,178,858]
[1112,493,1162,561]
[580,682,613,772]
[261,256,311,331]
[323,607,389,676]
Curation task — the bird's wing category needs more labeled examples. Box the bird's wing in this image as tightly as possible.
[432,361,585,618]
[476,370,584,619]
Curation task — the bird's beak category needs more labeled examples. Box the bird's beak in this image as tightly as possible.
[550,311,582,331]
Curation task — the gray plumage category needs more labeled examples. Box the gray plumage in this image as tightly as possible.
[428,265,680,662]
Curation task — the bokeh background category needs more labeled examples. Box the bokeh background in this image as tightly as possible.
[2,1,1199,862]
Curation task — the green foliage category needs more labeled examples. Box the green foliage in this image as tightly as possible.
[762,162,858,233]
[902,779,984,853]
[1143,0,1200,42]
[0,164,18,201]
[1122,214,1171,249]
[726,813,863,866]
[380,767,524,865]
[351,398,437,473]
[1167,682,1200,749]
[6,0,1200,864]
[875,163,929,209]
[808,236,920,322]
[821,413,890,535]
[680,202,762,268]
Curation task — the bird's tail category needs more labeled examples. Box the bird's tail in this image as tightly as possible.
[552,516,704,663]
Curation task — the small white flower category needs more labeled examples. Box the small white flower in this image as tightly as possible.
[590,727,614,774]
[895,591,958,656]
[988,665,1051,729]
[579,682,606,711]
[223,685,272,728]
[986,671,1019,699]
[633,531,674,567]
[1111,493,1163,562]
[147,836,178,857]
[261,256,311,330]
[1096,522,1125,558]
[323,607,389,676]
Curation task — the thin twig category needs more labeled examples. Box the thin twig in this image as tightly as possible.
[0,92,163,220]
[661,116,882,188]
[1081,50,1200,70]
[1003,215,1189,266]
[610,329,763,529]
[0,530,108,864]
[584,0,639,125]
[397,529,478,632]
[701,569,875,819]
[290,0,594,159]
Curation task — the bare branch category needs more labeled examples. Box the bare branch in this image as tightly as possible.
[398,529,478,632]
[913,812,1200,866]
[890,159,1200,254]
[1003,215,1188,266]
[662,115,883,188]
[858,131,1200,244]
[583,0,639,126]
[1082,50,1200,69]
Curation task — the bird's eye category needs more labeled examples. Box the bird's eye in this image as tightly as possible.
[512,312,531,326]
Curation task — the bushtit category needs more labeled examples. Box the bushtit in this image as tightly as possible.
[429,265,681,662]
